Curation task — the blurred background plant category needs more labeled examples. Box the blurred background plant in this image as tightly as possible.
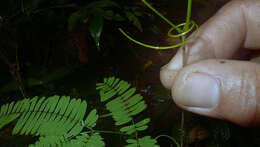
[0,0,155,98]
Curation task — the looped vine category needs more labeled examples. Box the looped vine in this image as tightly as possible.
[119,0,198,50]
[167,21,196,38]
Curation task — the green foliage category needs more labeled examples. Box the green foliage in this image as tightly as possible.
[125,11,142,32]
[0,95,104,147]
[0,77,160,147]
[89,15,104,50]
[1,96,85,135]
[120,118,150,135]
[67,0,146,49]
[124,6,143,31]
[125,136,159,147]
[84,109,99,128]
[1,0,148,56]
[97,77,147,126]
[95,77,159,146]
[30,132,105,147]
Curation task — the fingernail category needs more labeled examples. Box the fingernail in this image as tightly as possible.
[177,73,219,109]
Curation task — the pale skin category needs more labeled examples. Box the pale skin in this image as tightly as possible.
[160,0,260,126]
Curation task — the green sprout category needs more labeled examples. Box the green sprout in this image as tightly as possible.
[119,0,198,50]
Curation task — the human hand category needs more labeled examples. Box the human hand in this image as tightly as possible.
[160,0,260,126]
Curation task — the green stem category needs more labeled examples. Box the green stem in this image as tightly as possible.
[85,126,126,136]
[180,1,193,146]
[184,0,192,30]
[99,113,112,118]
[89,130,126,135]
[132,120,139,144]
[141,0,182,33]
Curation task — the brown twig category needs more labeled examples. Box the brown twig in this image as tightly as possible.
[0,49,27,98]
[21,0,25,13]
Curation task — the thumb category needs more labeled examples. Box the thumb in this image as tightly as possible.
[172,59,260,126]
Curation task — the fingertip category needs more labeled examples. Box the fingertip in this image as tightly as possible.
[160,50,184,89]
[160,65,178,90]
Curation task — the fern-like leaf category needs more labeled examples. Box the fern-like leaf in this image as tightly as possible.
[125,136,159,147]
[120,118,150,135]
[29,135,65,147]
[64,132,105,147]
[0,101,20,129]
[96,77,147,126]
[96,77,130,102]
[29,132,105,147]
[0,95,87,137]
[83,132,105,147]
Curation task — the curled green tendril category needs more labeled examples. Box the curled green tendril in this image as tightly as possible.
[119,21,198,50]
[168,21,196,38]
[119,0,198,50]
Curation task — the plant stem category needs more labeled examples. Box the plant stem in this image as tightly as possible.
[180,36,186,147]
[184,0,192,31]
[180,111,185,147]
[180,1,193,147]
[99,113,113,118]
[0,49,27,98]
[89,130,126,135]
[15,48,27,98]
[141,0,182,33]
